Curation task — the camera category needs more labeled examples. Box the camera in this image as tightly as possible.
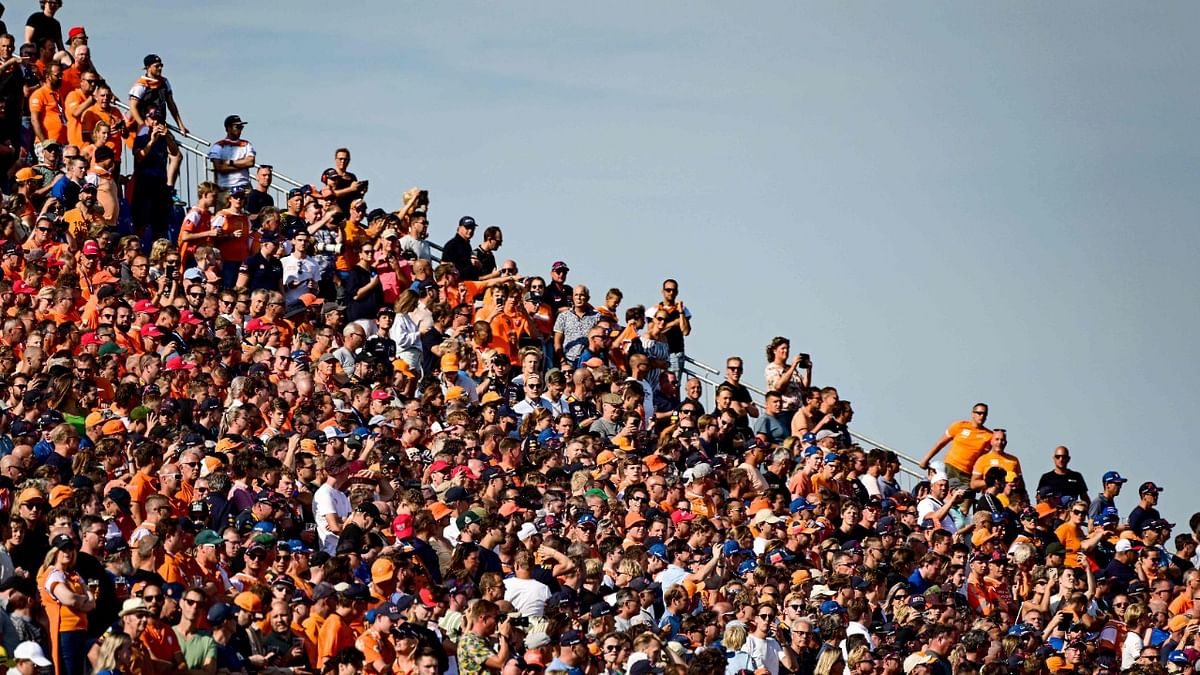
[503,614,529,629]
[797,353,812,368]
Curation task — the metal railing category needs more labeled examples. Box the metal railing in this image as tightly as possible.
[681,355,927,485]
[113,101,305,207]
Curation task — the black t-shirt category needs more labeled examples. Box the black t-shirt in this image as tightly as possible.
[343,266,382,321]
[26,13,62,49]
[281,214,306,238]
[1036,470,1089,503]
[831,524,872,545]
[246,189,274,218]
[658,305,686,353]
[473,245,497,278]
[441,234,474,280]
[238,253,282,292]
[545,281,572,316]
[330,171,358,213]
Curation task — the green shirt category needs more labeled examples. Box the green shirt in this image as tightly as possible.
[174,626,218,670]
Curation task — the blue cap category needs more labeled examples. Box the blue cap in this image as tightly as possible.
[1168,651,1193,666]
[648,543,668,561]
[722,540,749,557]
[819,600,845,614]
[252,521,275,533]
[1007,623,1035,637]
[285,539,312,554]
[789,497,817,513]
[737,560,758,576]
[801,432,816,444]
[576,513,598,528]
[766,548,795,565]
[207,602,236,625]
[823,452,840,463]
[803,446,821,457]
[1103,471,1128,485]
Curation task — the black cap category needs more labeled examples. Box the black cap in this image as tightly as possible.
[458,216,477,229]
[143,54,163,68]
[50,534,76,551]
[224,115,247,128]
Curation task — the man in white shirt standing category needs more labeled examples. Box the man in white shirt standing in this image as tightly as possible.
[207,114,255,199]
[281,230,322,307]
[918,471,964,534]
[503,550,550,618]
[312,455,354,554]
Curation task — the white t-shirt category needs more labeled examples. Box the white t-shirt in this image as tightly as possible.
[503,576,551,618]
[313,483,352,554]
[280,254,322,305]
[745,634,781,675]
[918,496,957,533]
[206,137,256,190]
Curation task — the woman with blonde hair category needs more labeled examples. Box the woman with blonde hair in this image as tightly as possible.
[38,535,95,675]
[722,622,756,674]
[92,632,133,675]
[390,289,423,376]
[814,647,845,675]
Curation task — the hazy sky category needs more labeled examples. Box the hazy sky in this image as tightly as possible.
[79,2,1199,525]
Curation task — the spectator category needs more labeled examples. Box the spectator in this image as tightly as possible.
[1036,445,1089,505]
[211,185,253,287]
[920,402,993,489]
[323,147,364,214]
[207,114,255,199]
[441,215,477,280]
[652,278,691,376]
[245,164,274,220]
[28,60,65,145]
[969,428,1022,490]
[24,0,62,54]
[128,54,187,136]
[130,109,180,238]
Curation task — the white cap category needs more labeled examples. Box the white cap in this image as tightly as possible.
[525,632,551,649]
[930,471,949,484]
[14,641,52,667]
[517,522,539,542]
[1115,539,1133,553]
[904,651,938,674]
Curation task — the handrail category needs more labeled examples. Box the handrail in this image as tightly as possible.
[681,355,927,482]
[113,101,306,193]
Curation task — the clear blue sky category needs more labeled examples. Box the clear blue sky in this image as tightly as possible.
[80,1,1200,525]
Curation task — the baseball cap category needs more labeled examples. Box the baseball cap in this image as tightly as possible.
[551,261,569,272]
[1140,482,1163,495]
[12,642,51,667]
[224,114,247,128]
[458,216,477,229]
[1103,471,1128,485]
[143,54,163,68]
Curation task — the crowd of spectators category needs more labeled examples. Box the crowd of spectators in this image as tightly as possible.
[0,3,1196,675]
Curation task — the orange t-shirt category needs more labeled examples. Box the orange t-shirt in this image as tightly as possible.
[29,84,68,144]
[178,206,213,263]
[64,89,92,147]
[127,471,159,511]
[943,421,994,474]
[41,567,89,632]
[355,629,396,675]
[80,104,125,157]
[212,210,254,263]
[971,451,1023,480]
[317,613,356,670]
[141,620,181,663]
[1055,522,1084,558]
[489,311,533,362]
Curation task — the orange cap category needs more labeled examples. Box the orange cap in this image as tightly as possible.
[233,591,263,614]
[429,502,453,521]
[101,419,127,435]
[370,558,396,583]
[49,485,74,507]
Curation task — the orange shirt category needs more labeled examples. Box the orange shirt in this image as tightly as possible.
[489,311,533,362]
[141,619,182,663]
[317,613,356,670]
[355,629,396,675]
[971,451,1023,480]
[29,84,68,144]
[1055,522,1085,557]
[179,206,213,263]
[40,567,89,632]
[64,88,92,148]
[127,471,159,511]
[943,421,994,474]
[212,209,254,263]
[80,104,124,157]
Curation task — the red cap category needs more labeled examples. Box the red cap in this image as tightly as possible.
[12,280,35,295]
[140,324,164,338]
[79,332,102,347]
[428,460,451,474]
[132,300,159,314]
[179,310,202,325]
[82,240,100,256]
[164,356,195,371]
[371,389,391,401]
[244,318,271,333]
[392,514,414,540]
[68,26,86,40]
[297,293,323,307]
[451,466,479,481]
[670,509,696,525]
